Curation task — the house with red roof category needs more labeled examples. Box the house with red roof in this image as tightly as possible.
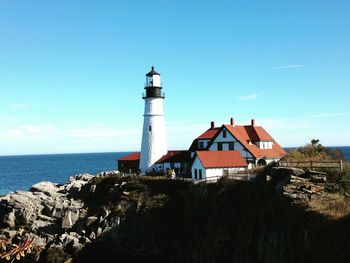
[118,151,191,175]
[118,152,140,174]
[118,116,285,180]
[188,117,286,180]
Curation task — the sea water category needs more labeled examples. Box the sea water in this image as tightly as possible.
[0,152,131,195]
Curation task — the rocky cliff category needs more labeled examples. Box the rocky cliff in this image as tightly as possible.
[1,168,350,263]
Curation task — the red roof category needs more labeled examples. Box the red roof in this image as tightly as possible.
[196,150,247,168]
[156,150,190,164]
[189,127,220,151]
[223,124,286,158]
[118,152,140,161]
[197,128,220,139]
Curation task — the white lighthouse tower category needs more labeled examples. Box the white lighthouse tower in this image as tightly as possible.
[139,66,167,173]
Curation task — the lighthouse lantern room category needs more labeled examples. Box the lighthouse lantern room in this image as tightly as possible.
[139,67,167,173]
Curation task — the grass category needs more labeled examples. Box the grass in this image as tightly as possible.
[309,195,350,219]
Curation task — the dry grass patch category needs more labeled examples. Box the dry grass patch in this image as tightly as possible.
[309,195,350,219]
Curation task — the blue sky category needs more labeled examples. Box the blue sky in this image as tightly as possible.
[1,0,349,155]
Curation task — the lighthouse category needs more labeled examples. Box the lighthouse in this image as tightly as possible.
[139,66,167,173]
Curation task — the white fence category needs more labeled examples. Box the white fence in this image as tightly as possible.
[194,173,257,184]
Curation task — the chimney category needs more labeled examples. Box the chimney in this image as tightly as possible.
[230,117,235,126]
[210,121,215,129]
[251,119,255,126]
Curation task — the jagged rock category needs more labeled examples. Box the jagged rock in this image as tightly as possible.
[97,170,120,177]
[310,174,327,183]
[272,167,305,177]
[86,216,98,226]
[304,170,327,177]
[76,173,94,182]
[96,227,102,237]
[62,208,80,229]
[90,184,96,193]
[3,211,16,228]
[89,231,96,240]
[30,181,62,197]
[1,229,17,238]
[65,174,93,194]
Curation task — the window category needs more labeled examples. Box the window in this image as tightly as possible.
[194,169,198,180]
[199,169,202,180]
[229,142,234,150]
[149,125,152,132]
[198,141,204,148]
[223,130,227,138]
[218,142,223,151]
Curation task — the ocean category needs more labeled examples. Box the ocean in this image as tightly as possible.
[0,152,131,195]
[0,147,349,196]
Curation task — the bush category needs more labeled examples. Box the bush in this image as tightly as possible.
[284,139,344,162]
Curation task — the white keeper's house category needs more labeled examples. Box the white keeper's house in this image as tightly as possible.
[117,67,286,181]
[188,118,286,181]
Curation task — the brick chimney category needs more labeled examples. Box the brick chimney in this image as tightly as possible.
[251,119,255,126]
[230,117,235,126]
[210,121,215,129]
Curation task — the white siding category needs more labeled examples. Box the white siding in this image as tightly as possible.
[191,157,206,180]
[206,167,246,178]
[206,168,223,178]
[209,130,253,159]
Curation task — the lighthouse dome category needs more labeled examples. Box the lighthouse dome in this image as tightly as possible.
[146,66,160,77]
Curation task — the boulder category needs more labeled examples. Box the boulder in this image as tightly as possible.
[61,208,80,229]
[3,211,16,228]
[271,167,305,177]
[75,173,94,182]
[30,181,62,197]
[310,174,327,183]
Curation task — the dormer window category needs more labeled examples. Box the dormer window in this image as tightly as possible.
[198,141,204,148]
[223,130,227,138]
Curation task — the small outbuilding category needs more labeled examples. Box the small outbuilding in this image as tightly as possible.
[117,152,140,174]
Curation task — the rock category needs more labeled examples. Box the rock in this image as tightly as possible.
[310,174,327,183]
[1,229,17,238]
[65,180,87,194]
[304,170,327,177]
[3,211,16,228]
[89,231,96,240]
[76,173,94,182]
[99,208,110,222]
[86,216,98,226]
[62,208,80,229]
[30,181,62,197]
[272,167,305,177]
[90,184,96,193]
[97,170,120,177]
[96,227,103,237]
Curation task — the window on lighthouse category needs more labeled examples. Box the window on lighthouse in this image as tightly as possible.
[149,125,152,132]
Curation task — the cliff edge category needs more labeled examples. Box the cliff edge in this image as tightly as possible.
[1,168,350,263]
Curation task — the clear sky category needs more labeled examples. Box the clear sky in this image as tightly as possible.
[1,0,349,155]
